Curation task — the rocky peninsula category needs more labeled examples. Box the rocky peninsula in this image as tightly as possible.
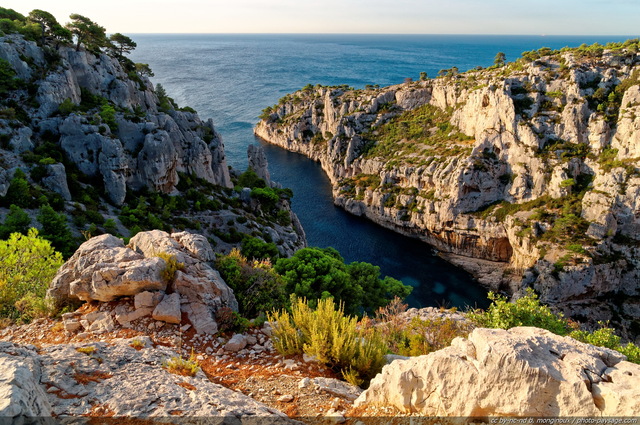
[255,41,640,340]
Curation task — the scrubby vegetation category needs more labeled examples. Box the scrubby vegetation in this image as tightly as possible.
[216,249,288,319]
[269,297,387,387]
[155,252,185,283]
[217,246,411,319]
[274,247,411,316]
[362,104,474,162]
[373,298,474,357]
[164,351,200,377]
[469,288,640,364]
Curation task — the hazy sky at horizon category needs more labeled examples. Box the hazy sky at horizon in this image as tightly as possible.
[2,0,638,35]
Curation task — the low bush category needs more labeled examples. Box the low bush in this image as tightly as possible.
[216,249,287,318]
[468,288,571,335]
[214,306,249,334]
[469,288,640,364]
[570,326,640,363]
[129,338,146,350]
[164,351,200,377]
[240,236,279,261]
[0,228,63,321]
[268,296,387,387]
[371,297,473,357]
[274,247,411,316]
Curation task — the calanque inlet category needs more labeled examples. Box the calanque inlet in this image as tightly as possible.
[0,7,639,422]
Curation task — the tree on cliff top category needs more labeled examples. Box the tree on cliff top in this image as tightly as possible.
[66,14,106,52]
[27,9,71,44]
[494,51,506,67]
[0,7,25,22]
[109,33,136,57]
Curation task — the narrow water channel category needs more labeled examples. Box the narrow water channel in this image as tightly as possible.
[259,140,489,310]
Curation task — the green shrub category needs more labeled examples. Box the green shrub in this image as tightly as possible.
[58,98,77,115]
[240,236,279,261]
[468,288,571,335]
[0,204,31,239]
[99,104,118,132]
[268,296,387,387]
[570,326,640,364]
[274,247,411,316]
[216,249,287,318]
[0,58,20,94]
[250,187,280,210]
[1,169,34,208]
[37,204,76,258]
[0,228,63,321]
[469,289,640,364]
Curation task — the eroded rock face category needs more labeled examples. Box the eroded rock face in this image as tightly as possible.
[0,34,233,207]
[248,143,271,184]
[355,327,640,417]
[255,48,640,337]
[0,339,292,421]
[48,231,238,334]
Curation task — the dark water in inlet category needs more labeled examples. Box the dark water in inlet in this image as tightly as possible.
[129,34,634,309]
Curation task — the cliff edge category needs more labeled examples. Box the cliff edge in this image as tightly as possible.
[255,41,640,339]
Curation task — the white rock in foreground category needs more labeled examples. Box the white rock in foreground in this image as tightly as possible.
[355,327,640,417]
[0,339,293,422]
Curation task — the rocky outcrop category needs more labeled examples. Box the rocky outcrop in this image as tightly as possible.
[48,230,238,334]
[0,33,232,207]
[248,143,271,184]
[355,327,640,417]
[0,32,306,259]
[0,338,292,421]
[256,44,640,338]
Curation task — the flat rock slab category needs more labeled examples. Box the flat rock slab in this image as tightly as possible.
[0,339,294,422]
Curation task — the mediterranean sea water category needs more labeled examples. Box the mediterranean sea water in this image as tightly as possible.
[129,34,633,309]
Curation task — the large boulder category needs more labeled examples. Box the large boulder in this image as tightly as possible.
[48,234,165,303]
[48,231,238,334]
[355,327,640,417]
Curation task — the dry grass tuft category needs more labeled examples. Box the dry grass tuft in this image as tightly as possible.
[76,346,97,355]
[129,338,145,350]
[164,351,200,377]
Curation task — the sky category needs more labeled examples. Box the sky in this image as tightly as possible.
[2,0,638,35]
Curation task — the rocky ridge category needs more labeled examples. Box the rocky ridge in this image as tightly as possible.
[0,32,305,257]
[255,42,640,339]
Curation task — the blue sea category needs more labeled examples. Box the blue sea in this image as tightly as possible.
[129,34,634,310]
